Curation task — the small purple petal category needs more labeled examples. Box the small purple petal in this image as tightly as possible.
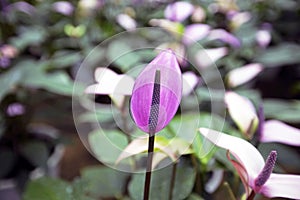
[52,1,74,16]
[260,173,300,198]
[0,57,10,68]
[226,63,263,87]
[208,29,240,48]
[182,71,200,96]
[130,50,182,134]
[164,1,194,22]
[182,24,210,45]
[1,45,18,58]
[5,1,36,15]
[195,47,228,69]
[260,120,300,146]
[254,151,277,189]
[116,14,137,31]
[225,91,258,138]
[6,103,25,117]
[256,30,271,48]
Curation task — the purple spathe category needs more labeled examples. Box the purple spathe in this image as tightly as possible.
[130,50,182,134]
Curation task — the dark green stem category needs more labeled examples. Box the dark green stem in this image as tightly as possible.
[246,190,256,200]
[168,160,178,200]
[144,134,155,200]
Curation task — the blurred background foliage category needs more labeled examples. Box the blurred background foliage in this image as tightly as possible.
[0,0,299,199]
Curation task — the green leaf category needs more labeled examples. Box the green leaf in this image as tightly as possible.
[107,40,141,71]
[23,177,73,200]
[71,179,94,200]
[213,182,236,200]
[0,67,23,102]
[0,149,16,178]
[258,143,300,174]
[80,166,129,198]
[263,99,300,123]
[254,43,300,67]
[79,110,114,123]
[50,51,82,69]
[20,141,49,167]
[167,113,200,143]
[195,88,224,102]
[116,136,177,165]
[129,158,196,200]
[23,71,74,96]
[88,129,128,164]
[186,193,205,200]
[11,26,47,50]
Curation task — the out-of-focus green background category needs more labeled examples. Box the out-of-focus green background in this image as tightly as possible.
[0,0,299,199]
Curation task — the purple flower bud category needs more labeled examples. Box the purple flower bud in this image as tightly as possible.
[6,103,25,117]
[208,29,240,48]
[52,1,74,16]
[130,50,182,134]
[0,56,10,68]
[164,1,194,22]
[255,151,277,189]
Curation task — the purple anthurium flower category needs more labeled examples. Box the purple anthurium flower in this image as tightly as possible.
[208,29,240,48]
[182,24,211,45]
[6,103,25,117]
[260,120,300,146]
[195,47,228,69]
[226,63,263,87]
[116,14,137,31]
[257,106,300,146]
[164,1,194,22]
[4,1,36,15]
[199,128,300,199]
[52,1,74,16]
[130,50,182,134]
[256,23,272,48]
[225,91,259,139]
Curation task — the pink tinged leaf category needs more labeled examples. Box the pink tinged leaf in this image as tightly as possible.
[116,14,137,31]
[199,128,265,186]
[195,47,228,69]
[260,173,300,199]
[130,50,182,133]
[208,29,240,48]
[229,12,251,30]
[205,169,224,193]
[226,151,251,196]
[164,1,194,22]
[261,120,300,146]
[224,92,258,138]
[256,30,271,48]
[182,24,210,45]
[191,6,206,22]
[226,63,263,87]
[85,67,134,108]
[85,67,134,95]
[182,71,200,96]
[115,136,176,165]
[5,2,36,15]
[52,1,74,16]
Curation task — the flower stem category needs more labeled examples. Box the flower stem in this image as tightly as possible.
[168,159,178,200]
[246,190,256,200]
[144,134,155,200]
